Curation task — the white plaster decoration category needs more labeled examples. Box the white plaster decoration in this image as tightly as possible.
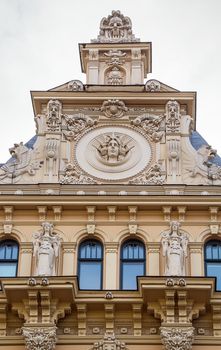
[161,221,188,276]
[101,99,128,118]
[62,113,96,141]
[33,222,61,276]
[60,163,97,184]
[22,326,57,350]
[67,79,84,91]
[167,138,181,181]
[3,224,13,234]
[160,327,194,350]
[131,113,164,142]
[92,10,140,43]
[210,224,219,235]
[86,224,96,234]
[130,163,165,185]
[165,100,181,133]
[128,224,138,234]
[145,79,161,92]
[0,142,42,183]
[46,99,62,132]
[92,333,126,350]
[104,50,126,66]
[106,67,124,85]
[75,126,152,181]
[45,139,59,178]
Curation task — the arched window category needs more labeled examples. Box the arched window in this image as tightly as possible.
[205,240,221,290]
[0,240,19,277]
[120,240,145,290]
[78,240,103,290]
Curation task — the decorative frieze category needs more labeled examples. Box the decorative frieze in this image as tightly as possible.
[131,113,164,142]
[60,163,97,184]
[160,327,194,350]
[22,326,57,350]
[92,333,126,350]
[62,113,96,141]
[130,163,165,185]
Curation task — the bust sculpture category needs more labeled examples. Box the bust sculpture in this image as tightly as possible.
[33,222,61,276]
[161,221,188,276]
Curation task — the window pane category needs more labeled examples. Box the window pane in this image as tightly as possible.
[122,262,144,290]
[207,263,221,290]
[0,263,17,277]
[206,245,212,259]
[79,262,101,289]
[212,245,219,260]
[122,242,144,260]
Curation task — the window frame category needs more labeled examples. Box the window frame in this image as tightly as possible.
[120,239,146,290]
[78,239,103,290]
[204,239,221,290]
[0,239,19,277]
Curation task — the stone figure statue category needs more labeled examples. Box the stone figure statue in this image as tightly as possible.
[33,222,61,276]
[161,221,188,276]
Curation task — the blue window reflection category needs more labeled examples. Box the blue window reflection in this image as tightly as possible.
[0,240,19,277]
[205,240,221,290]
[121,240,145,290]
[78,240,103,290]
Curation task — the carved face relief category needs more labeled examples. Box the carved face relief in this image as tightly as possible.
[75,127,152,181]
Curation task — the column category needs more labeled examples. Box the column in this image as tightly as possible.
[147,243,160,275]
[62,243,76,275]
[19,243,33,276]
[189,244,203,276]
[104,243,119,289]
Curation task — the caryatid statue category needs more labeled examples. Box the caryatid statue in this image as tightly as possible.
[161,221,188,276]
[33,222,61,276]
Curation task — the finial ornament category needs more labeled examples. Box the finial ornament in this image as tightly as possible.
[92,10,140,43]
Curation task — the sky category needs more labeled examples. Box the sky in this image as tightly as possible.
[0,0,221,163]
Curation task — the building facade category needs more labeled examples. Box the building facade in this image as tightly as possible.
[0,10,221,350]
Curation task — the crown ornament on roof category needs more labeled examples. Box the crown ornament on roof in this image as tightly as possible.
[92,10,140,43]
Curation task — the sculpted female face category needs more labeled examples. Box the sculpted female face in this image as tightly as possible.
[107,139,119,159]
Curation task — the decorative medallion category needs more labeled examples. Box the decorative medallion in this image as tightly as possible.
[101,99,128,118]
[75,126,152,181]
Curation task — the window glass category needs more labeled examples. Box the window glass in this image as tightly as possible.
[78,240,103,290]
[121,240,145,290]
[205,240,221,291]
[0,240,19,277]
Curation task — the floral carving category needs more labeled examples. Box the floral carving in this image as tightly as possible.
[92,10,139,43]
[60,163,97,184]
[106,67,124,85]
[92,333,126,350]
[22,326,57,350]
[67,80,84,91]
[131,114,164,142]
[165,100,181,133]
[62,113,96,141]
[0,142,43,182]
[130,163,165,185]
[160,327,194,350]
[101,99,128,118]
[145,79,161,92]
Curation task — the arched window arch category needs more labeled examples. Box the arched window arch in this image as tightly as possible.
[78,239,103,290]
[120,239,145,290]
[205,240,221,290]
[0,240,19,277]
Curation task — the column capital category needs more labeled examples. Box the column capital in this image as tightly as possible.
[160,326,194,350]
[22,326,57,350]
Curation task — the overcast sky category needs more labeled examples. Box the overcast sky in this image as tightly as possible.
[0,0,221,163]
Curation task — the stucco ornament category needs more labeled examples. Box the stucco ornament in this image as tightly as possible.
[160,327,194,350]
[106,67,124,85]
[104,50,126,66]
[92,333,126,350]
[101,99,128,118]
[0,142,42,183]
[131,113,164,142]
[33,222,61,276]
[92,10,140,43]
[60,163,97,184]
[67,79,84,91]
[165,100,181,133]
[22,326,57,350]
[93,132,135,165]
[145,79,161,92]
[162,221,188,276]
[46,99,62,132]
[130,163,165,185]
[62,113,96,141]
